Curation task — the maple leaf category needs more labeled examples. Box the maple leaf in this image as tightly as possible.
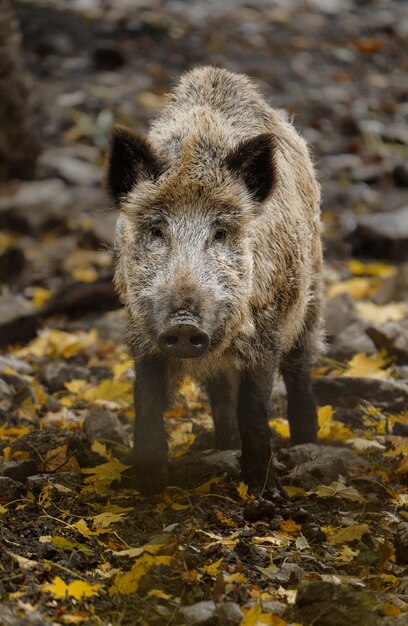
[43,576,101,599]
[307,478,365,502]
[327,277,380,299]
[82,458,130,494]
[109,554,172,595]
[203,557,223,576]
[356,301,406,324]
[326,523,370,544]
[318,405,353,441]
[343,351,393,379]
[347,260,396,278]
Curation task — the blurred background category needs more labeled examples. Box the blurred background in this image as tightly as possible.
[0,0,407,347]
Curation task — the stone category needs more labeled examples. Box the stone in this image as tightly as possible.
[324,293,357,338]
[215,603,243,624]
[0,377,14,410]
[353,205,408,261]
[39,152,101,186]
[367,319,408,364]
[0,459,38,483]
[0,355,32,375]
[312,376,408,412]
[11,428,84,463]
[0,179,71,232]
[394,522,408,565]
[179,601,216,625]
[170,450,241,489]
[287,581,378,626]
[41,361,90,392]
[0,295,31,326]
[274,562,305,587]
[26,472,82,496]
[0,476,26,501]
[83,407,129,448]
[94,310,126,342]
[280,444,364,490]
[327,321,376,360]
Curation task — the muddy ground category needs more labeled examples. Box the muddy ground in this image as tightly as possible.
[0,1,407,625]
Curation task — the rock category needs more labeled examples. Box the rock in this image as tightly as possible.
[367,320,408,363]
[41,361,90,392]
[287,581,378,626]
[215,603,243,624]
[0,355,32,375]
[179,601,216,626]
[312,376,408,412]
[327,321,376,360]
[0,476,26,501]
[324,293,356,338]
[280,444,363,490]
[380,616,408,626]
[39,152,101,186]
[85,210,117,247]
[353,205,408,261]
[83,407,129,448]
[274,562,305,586]
[26,472,82,495]
[0,179,71,232]
[0,459,38,483]
[170,450,240,489]
[10,428,84,463]
[394,522,408,565]
[0,295,32,326]
[372,263,408,303]
[0,247,25,282]
[0,378,14,410]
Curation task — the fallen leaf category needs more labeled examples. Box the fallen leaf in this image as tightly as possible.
[347,260,396,278]
[356,301,406,324]
[92,511,128,529]
[109,554,172,595]
[318,405,353,441]
[307,478,365,503]
[344,352,393,379]
[326,523,370,544]
[346,437,385,451]
[269,418,290,438]
[327,277,380,299]
[203,558,223,576]
[43,576,101,599]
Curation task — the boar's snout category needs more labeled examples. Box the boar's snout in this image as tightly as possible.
[158,320,209,359]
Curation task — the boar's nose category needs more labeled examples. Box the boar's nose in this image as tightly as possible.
[158,323,209,358]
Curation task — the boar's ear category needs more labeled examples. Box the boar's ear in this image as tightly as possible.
[105,125,164,203]
[225,134,276,203]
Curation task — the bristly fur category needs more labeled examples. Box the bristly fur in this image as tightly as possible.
[108,66,323,380]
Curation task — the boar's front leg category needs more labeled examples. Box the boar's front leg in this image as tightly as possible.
[131,355,170,496]
[237,362,276,494]
[206,371,241,450]
[281,331,318,445]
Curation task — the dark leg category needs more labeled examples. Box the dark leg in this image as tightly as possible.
[206,371,240,450]
[130,354,172,495]
[281,331,318,445]
[237,362,276,494]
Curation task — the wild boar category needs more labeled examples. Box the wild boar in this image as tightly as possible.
[105,66,323,496]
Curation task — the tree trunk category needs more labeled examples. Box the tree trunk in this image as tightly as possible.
[0,0,41,181]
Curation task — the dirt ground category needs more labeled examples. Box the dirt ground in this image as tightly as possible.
[0,1,407,625]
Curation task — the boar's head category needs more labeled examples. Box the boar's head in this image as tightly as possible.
[105,125,277,360]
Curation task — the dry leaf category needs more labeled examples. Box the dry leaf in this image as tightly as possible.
[307,478,365,503]
[347,260,396,278]
[318,405,353,441]
[344,352,393,379]
[109,554,172,595]
[356,301,406,324]
[43,576,101,599]
[327,277,380,299]
[327,523,370,544]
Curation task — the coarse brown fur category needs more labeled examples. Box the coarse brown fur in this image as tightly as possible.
[106,66,323,495]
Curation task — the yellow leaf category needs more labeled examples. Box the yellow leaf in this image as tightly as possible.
[237,482,252,502]
[327,523,370,544]
[82,458,130,494]
[327,277,380,299]
[0,505,8,515]
[43,576,101,599]
[344,351,393,379]
[147,589,173,600]
[383,602,400,616]
[269,418,290,438]
[224,572,247,584]
[71,267,99,283]
[82,379,133,405]
[334,545,360,564]
[92,511,128,529]
[91,440,111,460]
[109,554,172,595]
[346,437,385,451]
[203,558,223,576]
[39,535,92,555]
[240,605,286,626]
[318,405,353,441]
[113,359,133,379]
[308,478,365,502]
[215,510,236,527]
[31,287,53,308]
[282,485,306,497]
[71,519,112,538]
[395,455,408,475]
[347,260,396,278]
[16,329,98,359]
[356,300,407,324]
[64,379,88,394]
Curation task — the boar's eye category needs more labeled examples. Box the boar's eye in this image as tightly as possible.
[212,228,227,243]
[150,226,165,240]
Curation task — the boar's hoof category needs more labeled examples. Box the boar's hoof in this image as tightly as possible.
[122,454,168,496]
[158,323,209,359]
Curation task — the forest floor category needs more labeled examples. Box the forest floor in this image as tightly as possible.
[0,1,407,625]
